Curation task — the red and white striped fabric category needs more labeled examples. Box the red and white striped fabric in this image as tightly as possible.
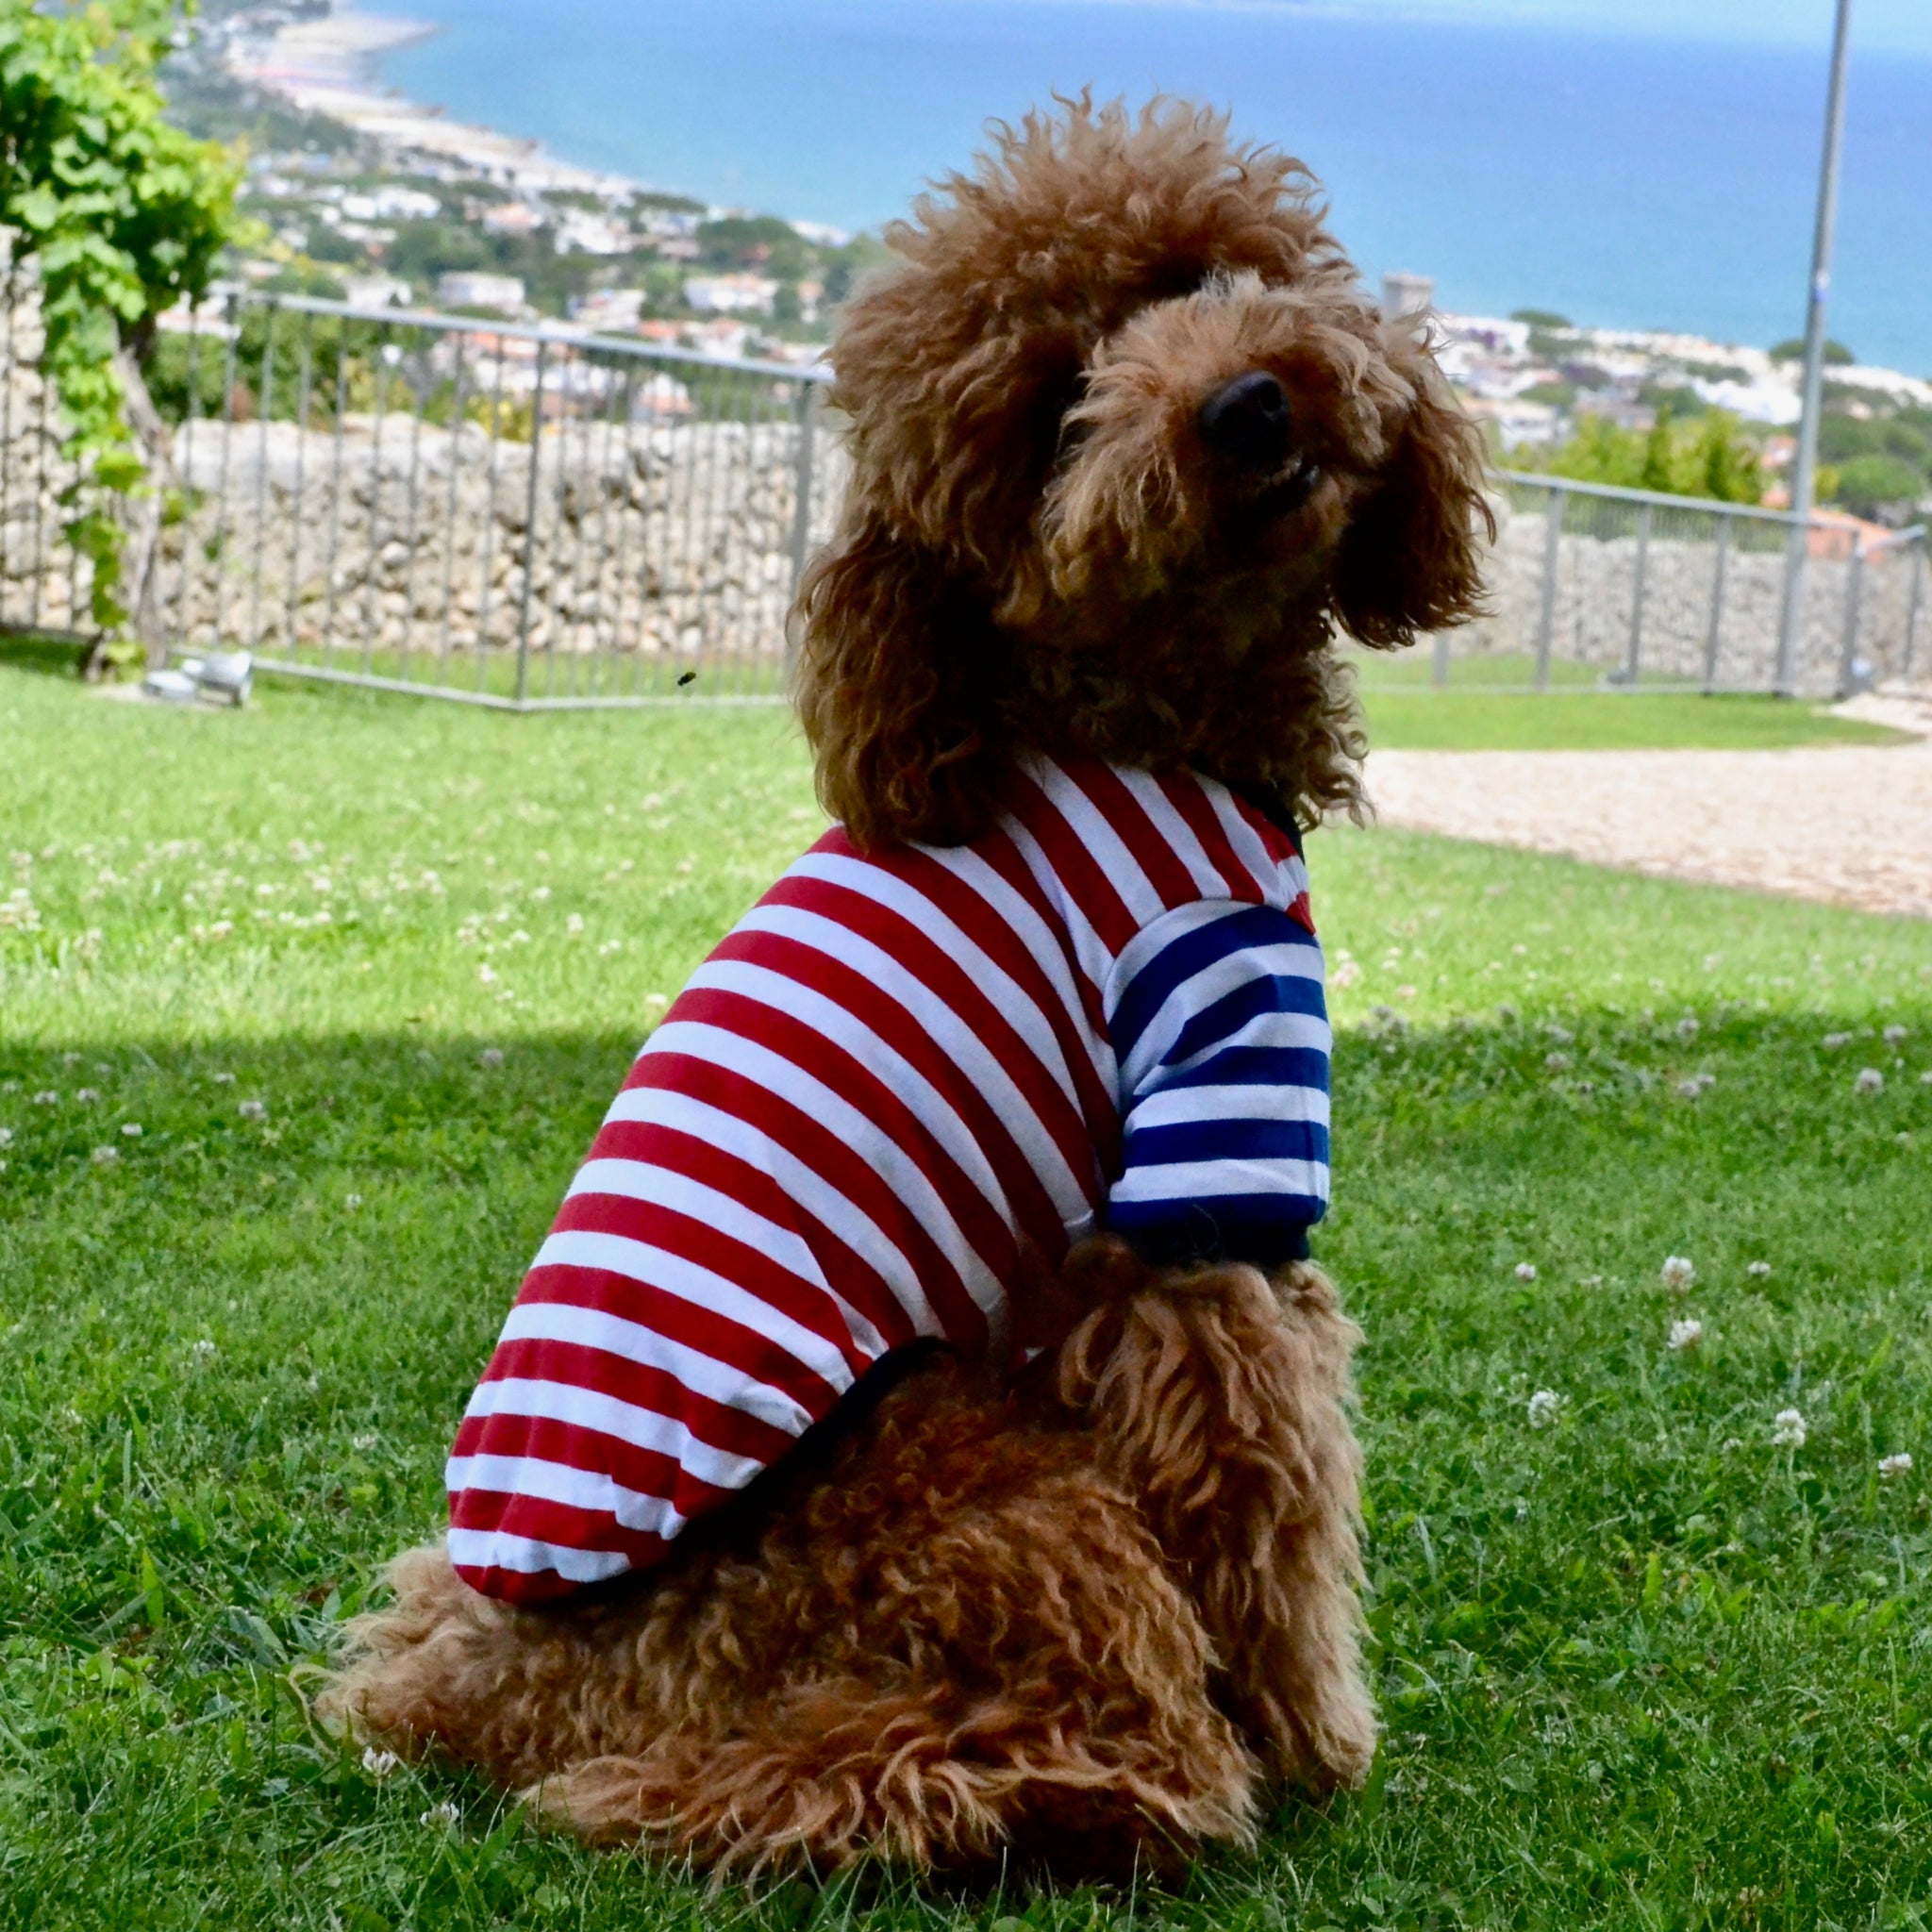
[447,757,1328,1602]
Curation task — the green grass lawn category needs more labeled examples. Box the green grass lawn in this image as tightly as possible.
[3,668,1932,1930]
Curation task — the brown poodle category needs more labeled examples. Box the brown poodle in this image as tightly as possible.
[322,95,1490,1880]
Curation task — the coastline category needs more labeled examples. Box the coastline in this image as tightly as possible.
[225,2,651,202]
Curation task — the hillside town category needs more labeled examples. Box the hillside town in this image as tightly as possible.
[158,2,1932,522]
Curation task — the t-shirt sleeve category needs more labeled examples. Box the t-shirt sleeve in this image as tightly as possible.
[1103,898,1330,1269]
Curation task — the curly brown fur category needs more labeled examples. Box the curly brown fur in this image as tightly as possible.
[324,1249,1363,1876]
[795,94,1491,849]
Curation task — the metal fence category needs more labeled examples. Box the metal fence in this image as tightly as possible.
[1424,470,1926,696]
[3,266,1926,705]
[2,276,841,707]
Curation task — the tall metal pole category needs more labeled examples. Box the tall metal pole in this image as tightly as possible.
[1774,0,1854,696]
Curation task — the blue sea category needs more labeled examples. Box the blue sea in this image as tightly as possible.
[378,1,1932,373]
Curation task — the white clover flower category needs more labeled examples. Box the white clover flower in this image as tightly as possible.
[1922,1069,1932,1086]
[421,1800,460,1831]
[1514,1262,1538,1281]
[1675,1078,1705,1099]
[0,1128,11,1147]
[1772,1407,1807,1448]
[477,1047,504,1070]
[531,885,551,902]
[1527,1389,1564,1428]
[1546,1024,1574,1045]
[597,940,623,957]
[477,963,498,986]
[644,992,669,1008]
[91,1144,119,1166]
[352,1433,379,1454]
[1579,1274,1604,1289]
[239,1099,267,1120]
[1822,1031,1852,1050]
[1667,1318,1704,1352]
[565,912,584,936]
[192,1339,218,1362]
[76,1088,98,1104]
[1676,1016,1699,1041]
[1879,1453,1914,1481]
[213,1071,237,1085]
[1545,1052,1573,1072]
[1855,1067,1885,1094]
[120,1123,142,1138]
[360,1746,400,1779]
[1747,1260,1773,1279]
[344,1192,362,1211]
[1660,1256,1695,1292]
[1884,1024,1908,1047]
[32,1091,57,1106]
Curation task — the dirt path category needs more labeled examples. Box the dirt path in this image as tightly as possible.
[1365,708,1932,920]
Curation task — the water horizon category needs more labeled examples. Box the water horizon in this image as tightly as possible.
[374,0,1932,373]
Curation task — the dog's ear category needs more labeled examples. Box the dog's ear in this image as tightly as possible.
[1329,345,1494,649]
[792,511,1008,851]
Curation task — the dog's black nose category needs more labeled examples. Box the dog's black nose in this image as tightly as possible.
[1197,371,1292,469]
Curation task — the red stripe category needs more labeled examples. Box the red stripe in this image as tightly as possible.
[510,1257,846,1418]
[623,1050,991,1350]
[1226,788,1301,868]
[549,1187,871,1377]
[451,1407,739,1524]
[1007,766,1139,958]
[468,1333,808,1465]
[974,824,1114,1089]
[666,987,1019,1313]
[1065,761,1201,911]
[727,892,1074,1256]
[769,865,1097,1217]
[1157,771,1265,902]
[581,1118,915,1357]
[863,835,1116,1171]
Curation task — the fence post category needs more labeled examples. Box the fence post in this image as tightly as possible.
[1901,536,1925,686]
[787,381,819,600]
[1432,628,1450,688]
[1701,514,1731,693]
[1836,534,1866,698]
[514,337,550,708]
[1624,501,1653,687]
[1534,482,1562,691]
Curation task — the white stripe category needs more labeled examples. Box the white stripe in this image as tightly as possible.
[445,1451,690,1539]
[495,1295,817,1436]
[639,1020,1005,1322]
[461,1374,772,1491]
[683,954,1018,1235]
[446,1527,633,1584]
[1158,1010,1333,1085]
[910,839,1117,1103]
[603,1086,944,1340]
[1118,939,1327,1093]
[1034,761,1171,928]
[534,1226,858,1394]
[1127,1081,1332,1130]
[1110,1158,1331,1205]
[1205,779,1305,903]
[1112,768,1231,900]
[999,809,1117,1013]
[728,901,1093,1225]
[566,1157,891,1361]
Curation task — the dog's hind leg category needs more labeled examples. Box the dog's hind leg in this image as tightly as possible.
[525,1436,1261,1875]
[1058,1248,1377,1790]
[318,1542,672,1790]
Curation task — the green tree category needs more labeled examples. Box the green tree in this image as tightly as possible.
[1827,453,1925,519]
[1770,336,1855,366]
[1,0,243,633]
[1524,408,1764,507]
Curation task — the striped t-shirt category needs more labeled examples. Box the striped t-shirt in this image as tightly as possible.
[448,757,1331,1603]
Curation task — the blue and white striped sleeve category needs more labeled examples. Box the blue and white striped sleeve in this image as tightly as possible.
[1103,899,1330,1269]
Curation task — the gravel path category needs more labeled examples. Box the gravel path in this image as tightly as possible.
[1366,717,1932,921]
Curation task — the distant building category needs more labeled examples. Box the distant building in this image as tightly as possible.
[571,287,647,332]
[435,271,525,315]
[481,201,546,238]
[1381,272,1434,320]
[341,187,441,223]
[342,273,411,309]
[684,272,777,316]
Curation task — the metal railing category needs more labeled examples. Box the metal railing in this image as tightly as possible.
[3,264,1926,706]
[1422,470,1926,696]
[2,275,841,707]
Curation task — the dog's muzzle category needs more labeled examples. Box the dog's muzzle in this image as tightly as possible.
[1197,371,1322,510]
